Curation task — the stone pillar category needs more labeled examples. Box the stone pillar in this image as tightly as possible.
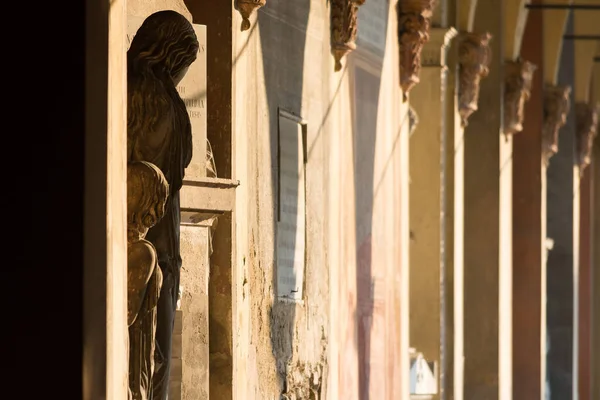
[178,219,217,400]
[83,0,128,398]
[445,29,465,400]
[545,13,576,399]
[592,136,600,400]
[409,26,457,400]
[511,6,546,399]
[577,158,593,400]
[575,102,597,400]
[460,0,512,398]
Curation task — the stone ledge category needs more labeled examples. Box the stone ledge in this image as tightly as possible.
[180,178,239,216]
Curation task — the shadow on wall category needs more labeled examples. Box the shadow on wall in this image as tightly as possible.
[257,1,313,398]
[353,67,383,400]
[351,2,388,397]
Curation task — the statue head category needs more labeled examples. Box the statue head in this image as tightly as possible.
[127,161,169,239]
[128,10,199,85]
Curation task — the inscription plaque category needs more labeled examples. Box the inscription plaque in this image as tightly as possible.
[127,16,208,179]
[277,111,306,301]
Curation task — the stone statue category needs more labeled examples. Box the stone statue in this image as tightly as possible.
[127,161,169,400]
[127,10,199,399]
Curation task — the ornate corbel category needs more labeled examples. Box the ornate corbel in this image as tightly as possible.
[397,0,437,99]
[235,0,266,31]
[503,59,537,136]
[457,32,492,127]
[330,0,366,72]
[575,102,599,171]
[542,84,571,166]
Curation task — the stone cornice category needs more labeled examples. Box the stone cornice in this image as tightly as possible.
[397,0,437,99]
[235,0,266,31]
[575,102,599,172]
[503,59,537,136]
[542,84,571,166]
[330,0,367,72]
[457,31,492,127]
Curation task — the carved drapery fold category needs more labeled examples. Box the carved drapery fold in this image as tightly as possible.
[235,0,266,31]
[575,102,599,171]
[330,0,366,72]
[503,59,537,135]
[542,84,571,166]
[397,0,437,98]
[457,32,492,127]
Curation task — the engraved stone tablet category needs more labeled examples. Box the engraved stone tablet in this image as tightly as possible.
[127,15,208,179]
[276,111,306,301]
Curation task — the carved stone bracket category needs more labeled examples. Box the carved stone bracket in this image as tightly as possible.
[330,0,366,72]
[575,102,599,171]
[542,84,571,166]
[397,0,437,98]
[457,32,492,127]
[235,0,266,31]
[503,59,537,136]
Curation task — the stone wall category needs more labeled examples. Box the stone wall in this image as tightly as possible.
[231,0,409,398]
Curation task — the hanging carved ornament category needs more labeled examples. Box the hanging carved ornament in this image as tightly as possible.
[457,32,492,127]
[397,0,437,99]
[408,106,419,137]
[575,102,599,171]
[330,0,366,72]
[503,59,537,136]
[541,84,571,166]
[235,0,266,31]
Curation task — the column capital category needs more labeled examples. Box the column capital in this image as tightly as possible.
[542,84,571,166]
[235,0,266,31]
[421,27,458,67]
[397,0,437,98]
[457,31,493,127]
[503,58,537,136]
[330,0,366,72]
[575,102,599,172]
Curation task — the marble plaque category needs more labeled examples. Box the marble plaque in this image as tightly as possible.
[276,111,306,301]
[127,15,208,179]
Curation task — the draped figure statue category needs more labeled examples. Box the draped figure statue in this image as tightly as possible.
[127,10,199,399]
[127,161,169,400]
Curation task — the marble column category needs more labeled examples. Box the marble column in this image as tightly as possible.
[461,0,512,398]
[409,26,457,400]
[511,6,546,399]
